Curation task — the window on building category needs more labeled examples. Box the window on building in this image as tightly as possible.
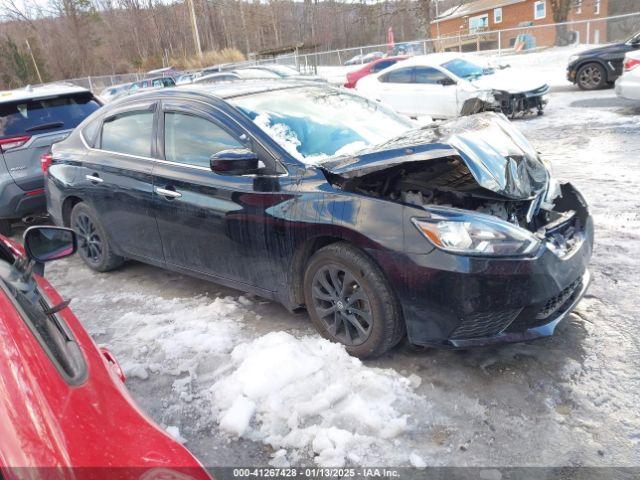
[594,0,601,14]
[494,7,503,24]
[469,13,489,33]
[534,0,546,20]
[575,0,582,14]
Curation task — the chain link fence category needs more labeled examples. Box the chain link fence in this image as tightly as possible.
[49,11,640,92]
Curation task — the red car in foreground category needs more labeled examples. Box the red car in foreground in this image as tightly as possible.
[344,55,408,88]
[0,226,210,479]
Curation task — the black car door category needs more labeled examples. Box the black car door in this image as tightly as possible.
[152,100,292,291]
[80,100,164,262]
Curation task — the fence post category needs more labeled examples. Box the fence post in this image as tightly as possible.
[498,31,502,56]
[87,76,93,92]
[359,48,364,64]
[586,21,591,44]
[423,40,427,54]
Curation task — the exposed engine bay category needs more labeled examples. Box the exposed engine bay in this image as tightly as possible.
[324,155,587,257]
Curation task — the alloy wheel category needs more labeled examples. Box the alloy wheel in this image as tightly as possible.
[74,213,103,263]
[578,65,602,89]
[310,264,373,346]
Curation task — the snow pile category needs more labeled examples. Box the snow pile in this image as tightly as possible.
[91,293,248,379]
[209,332,420,466]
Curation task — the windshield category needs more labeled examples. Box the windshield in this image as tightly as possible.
[230,86,414,163]
[0,92,100,139]
[441,58,486,80]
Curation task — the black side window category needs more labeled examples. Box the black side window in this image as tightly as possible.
[164,112,244,168]
[413,67,450,84]
[380,67,413,83]
[101,110,153,157]
[371,60,395,73]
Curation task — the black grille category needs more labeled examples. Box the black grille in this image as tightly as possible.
[450,308,522,340]
[535,277,583,320]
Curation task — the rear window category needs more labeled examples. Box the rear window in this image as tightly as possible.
[0,92,100,140]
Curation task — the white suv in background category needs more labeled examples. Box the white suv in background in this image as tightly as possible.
[615,50,640,100]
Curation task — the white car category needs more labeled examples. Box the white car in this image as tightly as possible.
[615,50,640,100]
[356,53,549,119]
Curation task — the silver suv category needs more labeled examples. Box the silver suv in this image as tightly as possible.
[0,84,101,235]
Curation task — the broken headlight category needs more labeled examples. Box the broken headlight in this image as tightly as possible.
[412,207,541,257]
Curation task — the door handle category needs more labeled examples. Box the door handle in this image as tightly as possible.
[85,174,103,184]
[154,187,182,199]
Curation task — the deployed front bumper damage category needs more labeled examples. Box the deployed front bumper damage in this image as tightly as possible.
[399,182,593,348]
[493,85,550,118]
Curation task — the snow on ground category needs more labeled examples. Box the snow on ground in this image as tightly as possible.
[39,46,640,467]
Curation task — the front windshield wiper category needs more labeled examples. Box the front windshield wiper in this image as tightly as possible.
[25,121,64,132]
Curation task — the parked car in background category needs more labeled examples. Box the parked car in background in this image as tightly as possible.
[344,52,384,66]
[615,50,640,100]
[128,76,176,94]
[356,54,496,119]
[344,53,364,66]
[252,64,326,82]
[344,55,408,88]
[46,81,592,359]
[356,54,548,119]
[567,31,640,90]
[176,72,204,85]
[193,68,281,84]
[0,226,209,477]
[99,83,130,103]
[0,84,101,236]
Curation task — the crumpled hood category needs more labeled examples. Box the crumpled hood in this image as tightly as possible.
[319,112,549,200]
[470,68,549,94]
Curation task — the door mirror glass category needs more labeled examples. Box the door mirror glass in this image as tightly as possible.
[210,148,260,175]
[23,226,77,263]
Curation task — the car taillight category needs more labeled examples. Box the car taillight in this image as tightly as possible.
[41,153,53,173]
[624,57,640,72]
[0,136,30,152]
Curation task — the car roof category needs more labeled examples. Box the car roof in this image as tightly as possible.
[0,83,91,103]
[179,79,317,99]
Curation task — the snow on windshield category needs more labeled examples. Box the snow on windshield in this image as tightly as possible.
[232,87,413,164]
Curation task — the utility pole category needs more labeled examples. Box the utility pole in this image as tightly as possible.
[187,0,203,59]
[25,39,43,84]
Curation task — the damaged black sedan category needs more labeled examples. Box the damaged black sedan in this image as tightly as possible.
[45,81,593,358]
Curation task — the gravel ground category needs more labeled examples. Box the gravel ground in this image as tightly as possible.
[35,85,640,468]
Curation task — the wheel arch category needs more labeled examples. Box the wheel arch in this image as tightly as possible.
[61,195,85,227]
[288,235,344,307]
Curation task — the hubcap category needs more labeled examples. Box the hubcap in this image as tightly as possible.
[311,265,373,346]
[579,66,602,88]
[74,213,103,263]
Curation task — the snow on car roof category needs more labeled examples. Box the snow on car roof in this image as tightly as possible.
[0,83,90,104]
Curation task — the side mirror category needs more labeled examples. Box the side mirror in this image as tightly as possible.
[439,77,456,86]
[210,148,260,176]
[23,226,77,263]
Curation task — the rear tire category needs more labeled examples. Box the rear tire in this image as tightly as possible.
[70,202,124,272]
[303,242,405,358]
[577,63,606,90]
[0,219,11,237]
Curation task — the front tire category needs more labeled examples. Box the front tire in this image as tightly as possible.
[303,242,405,358]
[70,202,124,272]
[577,63,606,90]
